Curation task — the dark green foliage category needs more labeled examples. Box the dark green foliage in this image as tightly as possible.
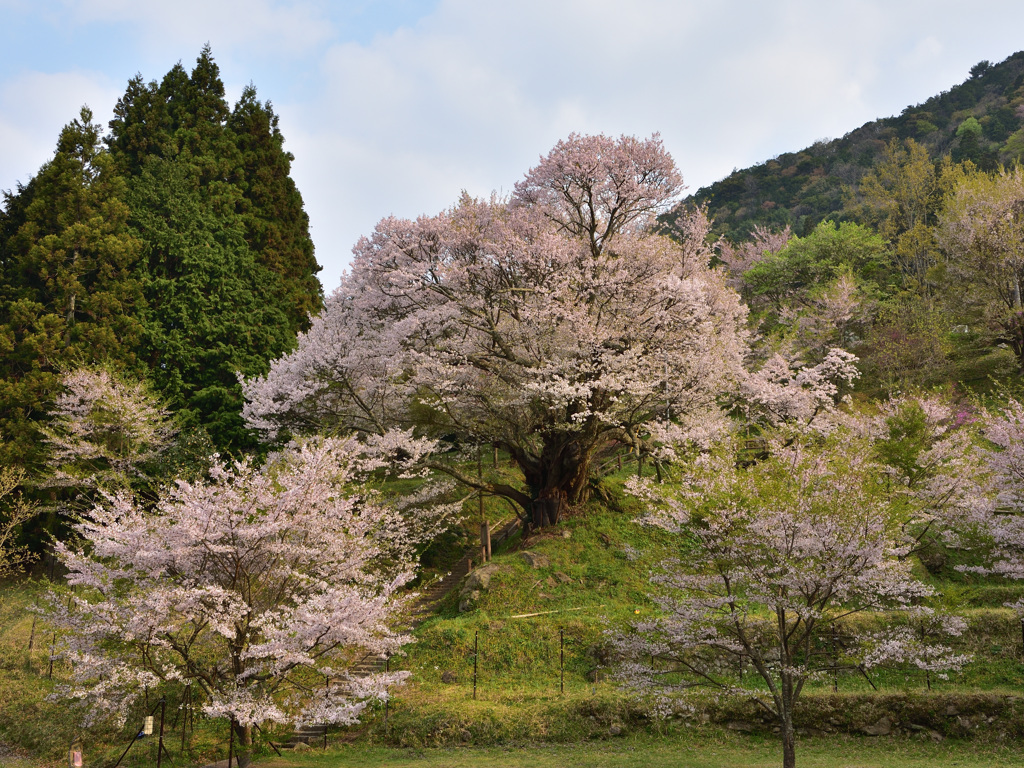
[129,155,294,449]
[228,86,322,331]
[0,46,321,459]
[107,47,321,450]
[0,109,145,467]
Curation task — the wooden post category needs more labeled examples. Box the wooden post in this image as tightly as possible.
[478,444,489,562]
[831,625,838,693]
[227,718,234,768]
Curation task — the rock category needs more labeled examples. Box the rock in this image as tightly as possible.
[292,742,311,752]
[725,721,756,733]
[562,530,572,538]
[459,729,472,743]
[608,724,623,736]
[441,670,458,683]
[519,551,550,569]
[458,591,481,613]
[554,571,573,583]
[458,563,505,612]
[929,730,945,743]
[862,716,892,736]
[462,563,503,592]
[945,705,959,717]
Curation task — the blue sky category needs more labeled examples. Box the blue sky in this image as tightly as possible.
[2,0,1024,290]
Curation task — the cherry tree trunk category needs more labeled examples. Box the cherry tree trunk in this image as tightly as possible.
[521,439,593,526]
[232,722,253,768]
[782,727,796,768]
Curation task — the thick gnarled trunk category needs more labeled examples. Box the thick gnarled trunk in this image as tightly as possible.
[517,437,594,528]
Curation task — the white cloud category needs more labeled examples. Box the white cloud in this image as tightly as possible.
[4,0,1024,291]
[64,0,335,58]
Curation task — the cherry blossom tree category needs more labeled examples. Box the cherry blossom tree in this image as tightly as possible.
[718,224,792,289]
[0,465,37,577]
[937,166,1024,365]
[49,436,423,767]
[41,367,177,496]
[244,134,752,520]
[617,428,967,768]
[964,399,1024,615]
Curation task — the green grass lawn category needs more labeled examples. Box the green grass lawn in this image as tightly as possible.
[254,732,1022,768]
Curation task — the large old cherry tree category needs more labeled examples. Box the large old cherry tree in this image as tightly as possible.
[243,134,751,518]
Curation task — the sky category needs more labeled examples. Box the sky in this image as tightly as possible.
[2,0,1024,292]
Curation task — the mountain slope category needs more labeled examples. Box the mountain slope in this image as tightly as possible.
[685,51,1024,241]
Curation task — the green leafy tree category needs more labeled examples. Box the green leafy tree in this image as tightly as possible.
[129,155,294,448]
[104,47,321,450]
[742,220,893,354]
[937,165,1024,366]
[856,139,948,290]
[228,86,322,331]
[0,108,145,467]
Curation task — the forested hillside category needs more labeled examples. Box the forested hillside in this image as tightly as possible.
[0,47,322,465]
[688,51,1024,241]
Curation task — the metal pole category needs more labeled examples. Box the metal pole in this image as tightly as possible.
[473,631,478,700]
[156,697,166,768]
[560,628,564,695]
[48,630,55,679]
[181,686,190,753]
[831,625,838,693]
[111,700,162,768]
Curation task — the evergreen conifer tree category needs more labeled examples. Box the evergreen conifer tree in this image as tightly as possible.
[0,109,144,467]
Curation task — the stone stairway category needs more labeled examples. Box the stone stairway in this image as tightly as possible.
[284,517,521,749]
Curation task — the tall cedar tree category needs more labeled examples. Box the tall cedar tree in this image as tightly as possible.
[0,47,320,464]
[0,109,145,468]
[106,47,321,449]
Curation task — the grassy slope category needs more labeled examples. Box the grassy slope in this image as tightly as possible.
[355,469,1024,752]
[2,468,1024,765]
